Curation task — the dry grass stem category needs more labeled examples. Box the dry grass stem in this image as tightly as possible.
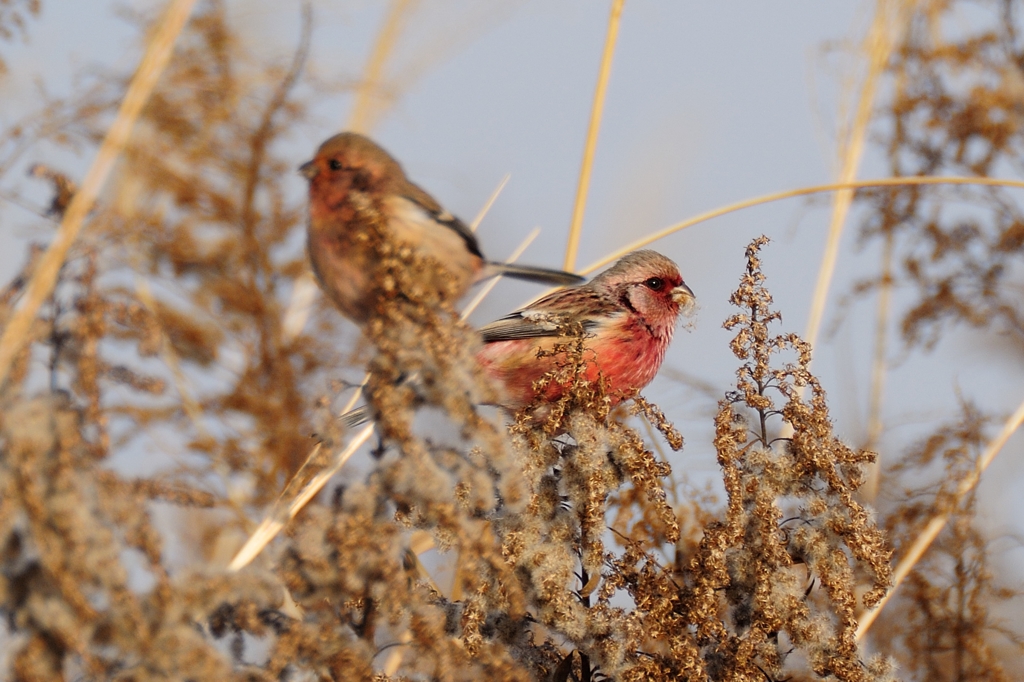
[0,0,197,390]
[580,175,1024,275]
[563,0,625,272]
[856,393,1024,640]
[861,229,894,501]
[461,226,539,318]
[280,273,319,343]
[470,173,510,231]
[228,424,375,571]
[346,0,417,133]
[382,628,415,675]
[802,0,913,355]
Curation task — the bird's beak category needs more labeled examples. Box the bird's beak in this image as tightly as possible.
[298,160,318,180]
[671,282,695,305]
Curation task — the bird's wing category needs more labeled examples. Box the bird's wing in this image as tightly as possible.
[400,182,484,259]
[479,288,618,343]
[479,312,577,342]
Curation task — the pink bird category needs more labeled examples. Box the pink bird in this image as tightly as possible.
[476,250,694,412]
[299,133,583,324]
[335,250,692,428]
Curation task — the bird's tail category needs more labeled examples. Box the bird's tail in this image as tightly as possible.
[484,262,585,286]
[339,405,372,429]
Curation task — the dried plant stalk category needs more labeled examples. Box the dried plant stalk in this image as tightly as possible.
[802,0,915,354]
[861,228,894,501]
[346,0,418,133]
[603,237,893,681]
[563,0,625,272]
[580,175,1024,275]
[461,226,539,317]
[856,393,1024,640]
[855,0,1024,649]
[227,426,375,571]
[0,0,197,389]
[469,174,510,232]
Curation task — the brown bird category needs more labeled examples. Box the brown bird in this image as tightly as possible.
[300,132,583,323]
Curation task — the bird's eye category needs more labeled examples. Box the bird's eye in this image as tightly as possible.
[643,277,665,291]
[328,159,343,171]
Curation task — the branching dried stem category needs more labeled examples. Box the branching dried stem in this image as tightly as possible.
[857,0,1024,354]
[866,402,1024,677]
[346,0,418,134]
[601,238,894,681]
[851,1,1024,667]
[0,0,198,390]
[861,228,894,502]
[857,392,1024,641]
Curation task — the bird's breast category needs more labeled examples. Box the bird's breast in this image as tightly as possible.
[476,315,671,412]
[307,217,374,321]
[588,321,669,396]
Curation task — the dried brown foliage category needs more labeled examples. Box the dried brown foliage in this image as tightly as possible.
[0,0,38,74]
[872,403,1024,681]
[601,238,893,682]
[15,0,343,503]
[860,0,1024,352]
[0,53,897,677]
[14,0,1024,678]
[848,0,1024,676]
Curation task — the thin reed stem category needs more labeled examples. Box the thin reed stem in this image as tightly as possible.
[578,175,1024,276]
[563,0,625,272]
[346,0,417,133]
[470,174,510,232]
[382,629,414,675]
[855,394,1024,640]
[228,425,374,571]
[862,229,894,502]
[0,0,198,390]
[461,227,539,318]
[803,0,911,353]
[281,274,319,343]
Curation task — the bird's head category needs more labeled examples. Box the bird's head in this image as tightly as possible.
[595,250,695,332]
[299,132,406,219]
